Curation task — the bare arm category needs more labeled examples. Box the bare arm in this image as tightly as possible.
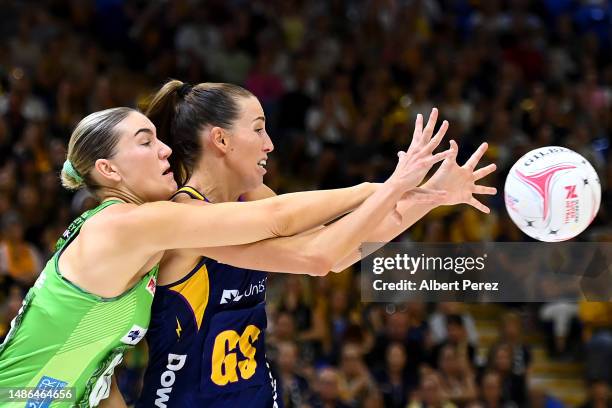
[199,192,445,276]
[111,182,376,257]
[200,182,409,275]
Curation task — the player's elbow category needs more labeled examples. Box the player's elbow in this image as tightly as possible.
[266,200,296,237]
[330,263,347,273]
[304,253,334,276]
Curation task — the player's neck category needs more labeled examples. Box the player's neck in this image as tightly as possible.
[99,187,144,205]
[188,161,242,203]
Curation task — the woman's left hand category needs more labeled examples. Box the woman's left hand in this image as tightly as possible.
[423,140,498,213]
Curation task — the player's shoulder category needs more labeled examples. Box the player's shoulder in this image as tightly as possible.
[78,201,151,244]
[241,184,277,201]
[81,201,137,226]
[172,191,210,207]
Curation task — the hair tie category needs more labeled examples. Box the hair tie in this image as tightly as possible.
[63,160,83,183]
[178,83,193,98]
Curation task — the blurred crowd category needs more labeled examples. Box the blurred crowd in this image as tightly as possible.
[0,0,611,406]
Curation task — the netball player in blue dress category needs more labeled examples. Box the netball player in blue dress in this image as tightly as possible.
[132,81,496,408]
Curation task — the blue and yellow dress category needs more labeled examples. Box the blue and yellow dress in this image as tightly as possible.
[137,186,281,407]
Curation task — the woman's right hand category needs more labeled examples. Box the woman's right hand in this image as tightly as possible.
[387,108,452,192]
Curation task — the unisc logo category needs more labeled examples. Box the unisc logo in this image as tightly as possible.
[219,279,266,304]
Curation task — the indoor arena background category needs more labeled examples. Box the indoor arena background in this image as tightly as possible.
[0,1,611,407]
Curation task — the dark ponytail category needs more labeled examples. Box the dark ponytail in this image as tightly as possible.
[144,79,253,186]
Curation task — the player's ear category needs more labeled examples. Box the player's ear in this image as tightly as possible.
[210,127,230,154]
[94,158,121,183]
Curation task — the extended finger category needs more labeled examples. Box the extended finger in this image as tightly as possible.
[439,139,459,170]
[422,107,439,141]
[424,120,449,154]
[474,185,497,195]
[469,197,490,213]
[450,139,459,159]
[411,113,424,146]
[473,163,497,181]
[464,142,488,170]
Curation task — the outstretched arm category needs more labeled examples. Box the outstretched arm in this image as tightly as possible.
[331,139,497,271]
[197,189,437,276]
[108,181,376,257]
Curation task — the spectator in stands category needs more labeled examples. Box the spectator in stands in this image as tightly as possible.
[431,314,477,369]
[487,343,527,405]
[430,303,479,346]
[337,342,380,406]
[277,276,312,334]
[497,312,532,379]
[479,371,519,408]
[322,288,358,364]
[579,302,612,384]
[0,211,41,289]
[375,342,413,408]
[438,344,478,406]
[309,366,351,408]
[407,372,458,408]
[0,284,23,342]
[368,309,428,382]
[267,310,298,362]
[579,380,611,408]
[276,341,311,408]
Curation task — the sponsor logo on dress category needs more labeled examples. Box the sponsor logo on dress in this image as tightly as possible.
[155,354,187,407]
[120,325,147,345]
[26,376,68,408]
[146,275,157,297]
[220,289,243,304]
[219,278,266,304]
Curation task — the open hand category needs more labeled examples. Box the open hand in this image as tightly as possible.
[424,140,497,213]
[388,108,453,192]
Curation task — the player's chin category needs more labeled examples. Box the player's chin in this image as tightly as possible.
[167,178,178,193]
[149,180,178,201]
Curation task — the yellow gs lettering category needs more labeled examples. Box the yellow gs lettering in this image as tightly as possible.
[211,325,261,386]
